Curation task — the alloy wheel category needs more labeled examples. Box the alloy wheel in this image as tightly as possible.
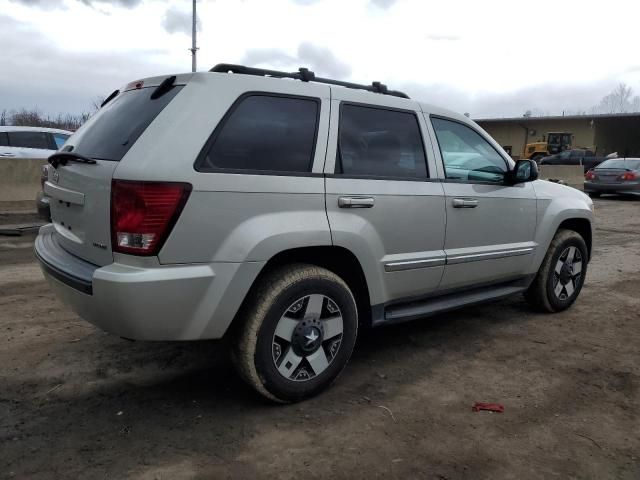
[272,294,344,382]
[552,246,583,300]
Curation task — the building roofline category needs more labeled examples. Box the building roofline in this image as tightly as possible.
[474,111,640,122]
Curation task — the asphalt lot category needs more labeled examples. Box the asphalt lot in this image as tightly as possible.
[1,196,639,479]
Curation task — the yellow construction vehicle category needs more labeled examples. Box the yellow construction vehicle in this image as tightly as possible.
[523,132,573,162]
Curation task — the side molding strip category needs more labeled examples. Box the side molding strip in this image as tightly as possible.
[446,247,535,265]
[384,257,446,272]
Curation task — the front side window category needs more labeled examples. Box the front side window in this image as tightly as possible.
[431,117,508,183]
[52,133,70,149]
[0,133,8,147]
[8,131,52,150]
[337,104,427,179]
[198,95,319,173]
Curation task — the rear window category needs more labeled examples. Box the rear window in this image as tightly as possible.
[69,85,183,161]
[596,159,640,170]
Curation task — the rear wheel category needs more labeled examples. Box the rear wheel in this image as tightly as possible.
[233,264,358,402]
[525,229,588,313]
[588,192,601,198]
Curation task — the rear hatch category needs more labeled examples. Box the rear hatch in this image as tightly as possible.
[45,75,188,266]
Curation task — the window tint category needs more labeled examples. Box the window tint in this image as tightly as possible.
[8,131,52,150]
[337,105,427,178]
[198,95,319,173]
[71,85,183,161]
[431,117,507,183]
[0,132,8,147]
[53,133,69,149]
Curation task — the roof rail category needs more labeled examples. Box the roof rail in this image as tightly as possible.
[209,63,410,99]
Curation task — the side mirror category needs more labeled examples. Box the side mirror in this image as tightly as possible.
[507,159,539,184]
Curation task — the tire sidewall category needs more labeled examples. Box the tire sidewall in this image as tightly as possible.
[254,276,357,402]
[544,235,588,311]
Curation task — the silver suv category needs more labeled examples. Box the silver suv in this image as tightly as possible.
[35,64,594,402]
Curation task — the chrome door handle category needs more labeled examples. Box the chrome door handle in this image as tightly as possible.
[452,198,478,208]
[338,196,375,208]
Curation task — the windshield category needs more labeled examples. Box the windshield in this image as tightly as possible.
[596,159,640,170]
[68,85,183,161]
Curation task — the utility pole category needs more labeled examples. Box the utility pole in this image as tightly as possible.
[190,0,198,72]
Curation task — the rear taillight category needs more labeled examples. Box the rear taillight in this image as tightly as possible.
[585,170,595,181]
[111,180,191,256]
[621,171,637,181]
[40,165,48,188]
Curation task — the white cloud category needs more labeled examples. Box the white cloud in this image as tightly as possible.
[2,0,640,117]
[162,5,201,35]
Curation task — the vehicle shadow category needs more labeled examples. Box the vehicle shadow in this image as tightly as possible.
[2,296,541,478]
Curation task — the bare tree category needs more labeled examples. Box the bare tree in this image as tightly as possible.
[593,83,640,114]
[1,108,91,130]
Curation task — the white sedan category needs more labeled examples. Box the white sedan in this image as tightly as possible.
[0,126,72,159]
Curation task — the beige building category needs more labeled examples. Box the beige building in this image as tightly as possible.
[476,113,640,159]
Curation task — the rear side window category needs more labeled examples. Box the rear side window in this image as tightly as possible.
[197,95,319,173]
[8,131,52,150]
[69,85,183,161]
[0,133,8,146]
[337,104,427,179]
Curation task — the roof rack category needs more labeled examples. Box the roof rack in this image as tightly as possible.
[209,63,410,99]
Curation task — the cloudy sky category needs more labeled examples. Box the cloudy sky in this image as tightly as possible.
[2,0,640,118]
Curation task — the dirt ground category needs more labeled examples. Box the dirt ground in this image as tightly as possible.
[1,196,639,479]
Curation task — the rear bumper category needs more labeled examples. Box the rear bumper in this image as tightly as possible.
[35,225,264,340]
[584,181,640,194]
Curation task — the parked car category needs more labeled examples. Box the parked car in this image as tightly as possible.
[35,65,594,402]
[584,158,640,197]
[539,149,605,172]
[0,126,71,158]
[0,126,72,219]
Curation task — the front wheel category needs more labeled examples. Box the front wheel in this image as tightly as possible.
[233,264,358,402]
[588,192,601,198]
[525,229,588,312]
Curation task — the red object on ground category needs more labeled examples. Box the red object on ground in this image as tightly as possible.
[472,402,504,413]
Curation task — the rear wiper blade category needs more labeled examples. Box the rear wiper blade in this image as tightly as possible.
[48,152,97,168]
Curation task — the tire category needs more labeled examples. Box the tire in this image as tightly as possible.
[233,264,358,403]
[588,192,601,198]
[525,229,588,313]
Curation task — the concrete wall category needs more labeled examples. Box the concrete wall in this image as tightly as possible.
[478,118,596,159]
[0,158,46,202]
[539,165,585,191]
